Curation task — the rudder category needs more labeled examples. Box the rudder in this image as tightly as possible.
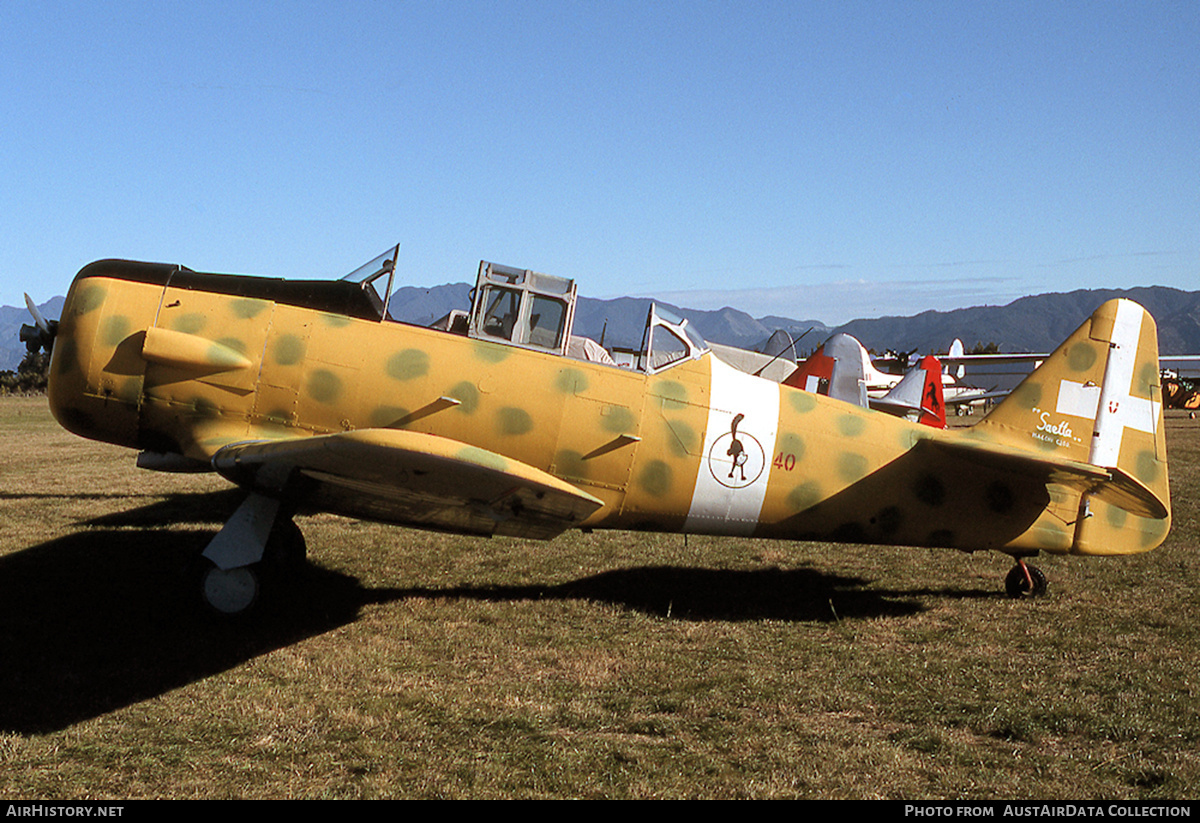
[975,299,1169,554]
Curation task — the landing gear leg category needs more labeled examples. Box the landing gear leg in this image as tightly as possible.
[195,493,305,616]
[1004,558,1048,599]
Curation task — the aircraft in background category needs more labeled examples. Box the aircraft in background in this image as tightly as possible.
[39,246,1171,614]
[780,333,1002,427]
[1160,369,1200,410]
[868,354,951,428]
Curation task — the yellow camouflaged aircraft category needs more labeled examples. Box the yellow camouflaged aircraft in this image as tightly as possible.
[40,245,1170,615]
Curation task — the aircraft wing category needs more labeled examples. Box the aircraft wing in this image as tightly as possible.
[210,429,604,540]
[940,387,1011,407]
[918,436,1167,520]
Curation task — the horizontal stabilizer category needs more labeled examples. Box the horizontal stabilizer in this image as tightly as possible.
[921,437,1166,520]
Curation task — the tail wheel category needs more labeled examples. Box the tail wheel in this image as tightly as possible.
[1005,561,1048,599]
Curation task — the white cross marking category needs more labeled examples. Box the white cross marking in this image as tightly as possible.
[1090,300,1160,468]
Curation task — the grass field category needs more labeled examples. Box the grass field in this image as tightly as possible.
[0,394,1197,799]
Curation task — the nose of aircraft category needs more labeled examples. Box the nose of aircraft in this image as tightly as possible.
[45,269,145,449]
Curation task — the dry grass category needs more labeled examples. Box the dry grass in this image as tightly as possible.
[1,395,1198,799]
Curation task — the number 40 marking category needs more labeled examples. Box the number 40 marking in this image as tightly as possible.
[773,453,796,471]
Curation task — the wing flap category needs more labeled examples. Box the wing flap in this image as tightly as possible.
[212,429,603,540]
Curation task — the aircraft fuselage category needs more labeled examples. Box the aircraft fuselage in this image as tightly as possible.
[47,260,1170,559]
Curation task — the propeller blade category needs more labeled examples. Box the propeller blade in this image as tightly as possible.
[25,293,50,335]
[20,293,57,354]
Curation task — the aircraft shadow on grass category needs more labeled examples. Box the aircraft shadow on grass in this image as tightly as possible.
[0,491,991,735]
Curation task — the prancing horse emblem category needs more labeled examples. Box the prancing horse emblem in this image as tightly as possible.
[708,412,765,489]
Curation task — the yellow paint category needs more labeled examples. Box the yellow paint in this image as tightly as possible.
[48,260,1171,562]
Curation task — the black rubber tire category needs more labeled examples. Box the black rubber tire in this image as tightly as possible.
[265,518,307,574]
[1005,563,1048,598]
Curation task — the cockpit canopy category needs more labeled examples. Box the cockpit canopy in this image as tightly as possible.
[341,246,708,373]
[469,262,578,355]
[340,244,400,320]
[638,304,709,373]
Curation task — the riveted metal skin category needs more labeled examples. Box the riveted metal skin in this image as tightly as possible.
[48,259,1170,557]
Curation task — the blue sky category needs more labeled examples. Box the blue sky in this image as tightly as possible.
[2,1,1196,324]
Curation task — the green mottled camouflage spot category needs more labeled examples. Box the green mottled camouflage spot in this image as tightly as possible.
[655,381,689,411]
[497,407,533,435]
[114,377,142,405]
[474,341,511,363]
[837,452,868,482]
[1141,515,1169,547]
[787,481,821,512]
[189,397,221,418]
[447,381,479,414]
[1068,342,1098,372]
[663,419,697,457]
[639,460,672,497]
[231,298,268,319]
[1010,380,1043,408]
[1034,520,1071,550]
[274,334,305,366]
[322,313,352,328]
[71,283,106,315]
[206,340,249,368]
[214,337,247,354]
[1034,434,1061,452]
[460,446,509,473]
[1139,361,1160,394]
[386,349,429,381]
[1135,450,1159,484]
[556,368,588,394]
[837,414,866,437]
[102,315,130,346]
[601,405,635,434]
[307,369,342,404]
[555,449,588,479]
[370,405,411,428]
[788,391,817,413]
[777,432,805,463]
[51,338,78,377]
[1106,502,1128,529]
[172,313,207,334]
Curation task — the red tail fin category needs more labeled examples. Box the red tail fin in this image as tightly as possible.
[784,344,834,394]
[914,355,946,428]
[871,355,947,428]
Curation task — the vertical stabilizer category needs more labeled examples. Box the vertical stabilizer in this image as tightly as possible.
[783,333,869,407]
[975,299,1169,554]
[873,355,947,428]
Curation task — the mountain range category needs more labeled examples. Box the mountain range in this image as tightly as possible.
[384,283,1200,357]
[4,285,1199,372]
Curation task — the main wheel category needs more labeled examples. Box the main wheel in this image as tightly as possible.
[1005,562,1048,599]
[193,518,307,617]
[201,563,261,615]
